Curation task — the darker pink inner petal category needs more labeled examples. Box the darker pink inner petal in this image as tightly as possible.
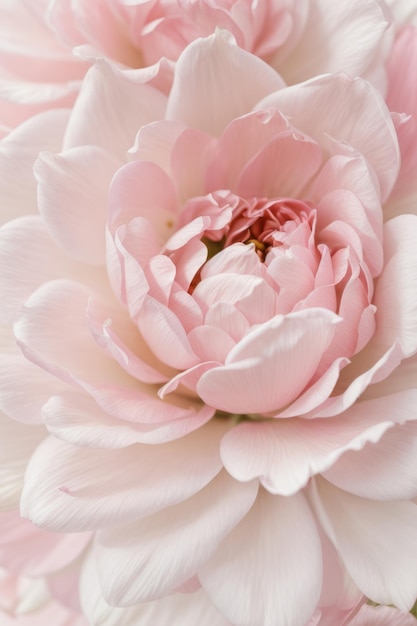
[224,196,315,260]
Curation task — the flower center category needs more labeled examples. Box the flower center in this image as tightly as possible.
[175,191,316,293]
[222,196,313,262]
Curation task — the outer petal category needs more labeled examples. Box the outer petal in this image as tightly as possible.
[14,280,127,388]
[220,390,417,496]
[0,597,87,626]
[43,390,214,447]
[312,478,417,611]
[0,217,104,325]
[275,0,392,85]
[349,604,417,625]
[257,73,400,201]
[81,552,232,626]
[35,146,122,265]
[385,26,417,216]
[197,309,340,414]
[96,471,258,604]
[199,489,322,626]
[0,354,68,424]
[21,421,228,531]
[0,78,78,129]
[63,60,167,159]
[373,215,417,357]
[0,410,44,510]
[323,418,417,500]
[166,29,285,136]
[0,511,90,576]
[60,0,140,66]
[0,109,69,225]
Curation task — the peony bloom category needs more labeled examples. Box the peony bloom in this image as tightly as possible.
[1,12,417,626]
[0,0,397,128]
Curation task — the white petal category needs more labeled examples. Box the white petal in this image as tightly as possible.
[312,478,417,611]
[35,147,122,265]
[21,421,227,531]
[166,29,284,136]
[96,471,258,604]
[81,551,232,626]
[373,215,417,357]
[199,489,322,626]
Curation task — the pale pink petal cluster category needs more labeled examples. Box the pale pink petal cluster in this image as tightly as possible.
[1,3,417,626]
[0,0,397,129]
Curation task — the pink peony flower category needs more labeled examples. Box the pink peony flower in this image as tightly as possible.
[1,11,417,626]
[0,0,396,128]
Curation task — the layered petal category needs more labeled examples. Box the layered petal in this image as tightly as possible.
[199,489,322,626]
[197,309,340,414]
[257,72,399,201]
[96,471,258,604]
[312,478,417,611]
[21,421,227,531]
[166,29,285,136]
[220,390,417,496]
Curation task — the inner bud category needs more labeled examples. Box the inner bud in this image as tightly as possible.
[176,192,316,293]
[222,197,313,261]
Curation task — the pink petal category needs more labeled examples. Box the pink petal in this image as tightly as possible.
[43,390,214,447]
[61,0,140,66]
[0,410,44,510]
[306,342,403,418]
[257,73,399,201]
[63,60,167,159]
[0,596,88,626]
[129,119,186,174]
[276,0,392,85]
[205,109,290,192]
[87,295,171,384]
[193,273,276,324]
[0,510,90,576]
[316,189,383,277]
[221,390,417,496]
[188,325,236,363]
[0,79,78,129]
[47,553,84,612]
[137,296,199,370]
[166,29,285,136]
[108,160,177,234]
[14,280,128,388]
[273,356,348,418]
[237,128,322,199]
[204,302,249,342]
[374,214,417,357]
[309,154,383,240]
[198,309,340,414]
[323,417,417,500]
[386,27,417,212]
[170,126,216,202]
